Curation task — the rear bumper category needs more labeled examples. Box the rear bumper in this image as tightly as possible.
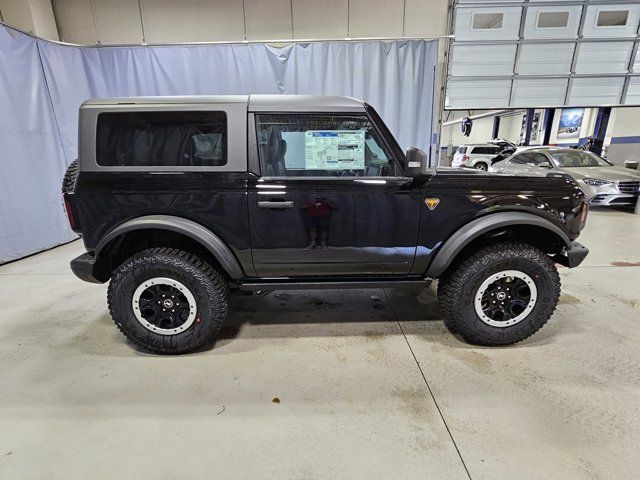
[553,241,589,268]
[70,252,105,284]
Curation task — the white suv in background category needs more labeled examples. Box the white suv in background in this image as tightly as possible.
[452,144,502,170]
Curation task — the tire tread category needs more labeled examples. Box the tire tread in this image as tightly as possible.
[438,242,560,346]
[107,247,228,354]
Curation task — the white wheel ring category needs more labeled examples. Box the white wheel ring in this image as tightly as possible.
[132,277,197,335]
[474,270,537,328]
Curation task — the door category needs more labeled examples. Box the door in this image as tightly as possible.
[248,112,421,277]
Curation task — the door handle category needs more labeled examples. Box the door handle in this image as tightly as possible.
[257,200,294,209]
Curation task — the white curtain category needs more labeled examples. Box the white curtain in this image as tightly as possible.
[0,24,438,263]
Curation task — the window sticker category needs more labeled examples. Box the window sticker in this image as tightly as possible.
[304,130,365,170]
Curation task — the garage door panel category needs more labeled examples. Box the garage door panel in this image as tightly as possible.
[454,6,522,41]
[446,79,511,109]
[568,77,625,105]
[518,43,574,75]
[512,78,568,106]
[623,77,640,105]
[575,41,633,74]
[581,4,640,39]
[450,44,516,76]
[522,5,582,39]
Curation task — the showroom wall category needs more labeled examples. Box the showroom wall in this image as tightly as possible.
[50,0,449,45]
[0,23,437,263]
[606,107,640,164]
[0,0,58,39]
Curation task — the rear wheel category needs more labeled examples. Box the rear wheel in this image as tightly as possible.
[474,162,488,171]
[107,248,228,354]
[438,242,560,346]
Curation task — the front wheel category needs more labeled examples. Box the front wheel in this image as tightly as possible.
[107,248,228,354]
[437,242,560,346]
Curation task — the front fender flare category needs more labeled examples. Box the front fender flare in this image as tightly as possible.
[425,212,571,278]
[95,215,245,279]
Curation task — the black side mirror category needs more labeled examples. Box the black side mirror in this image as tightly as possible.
[405,147,428,176]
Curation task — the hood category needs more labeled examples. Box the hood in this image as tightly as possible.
[558,166,640,182]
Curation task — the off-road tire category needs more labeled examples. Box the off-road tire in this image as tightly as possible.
[107,248,228,354]
[438,242,560,346]
[62,159,79,193]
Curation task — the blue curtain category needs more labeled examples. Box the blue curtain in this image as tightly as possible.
[1,24,438,263]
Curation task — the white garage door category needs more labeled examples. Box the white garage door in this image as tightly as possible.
[445,0,640,109]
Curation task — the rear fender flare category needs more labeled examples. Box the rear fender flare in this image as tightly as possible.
[95,215,244,279]
[425,212,571,278]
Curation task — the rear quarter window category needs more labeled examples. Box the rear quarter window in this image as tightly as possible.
[471,146,490,154]
[96,111,227,167]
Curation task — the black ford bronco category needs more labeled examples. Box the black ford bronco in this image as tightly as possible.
[63,95,589,354]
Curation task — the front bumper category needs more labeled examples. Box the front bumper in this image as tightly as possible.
[70,252,106,284]
[553,241,589,268]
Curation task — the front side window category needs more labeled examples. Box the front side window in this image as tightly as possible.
[510,152,549,165]
[96,111,227,167]
[510,153,532,165]
[551,151,611,167]
[527,153,550,165]
[255,114,395,177]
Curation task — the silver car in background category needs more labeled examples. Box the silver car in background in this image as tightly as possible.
[490,148,640,207]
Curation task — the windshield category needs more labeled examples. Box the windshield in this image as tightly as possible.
[551,151,611,167]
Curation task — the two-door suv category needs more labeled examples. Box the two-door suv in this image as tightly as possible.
[63,95,589,354]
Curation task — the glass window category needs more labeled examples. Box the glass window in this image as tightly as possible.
[457,146,468,154]
[597,10,628,27]
[472,146,499,155]
[551,151,611,167]
[510,152,549,165]
[255,114,395,177]
[509,154,528,165]
[528,153,550,165]
[537,12,569,28]
[96,111,227,167]
[472,12,503,29]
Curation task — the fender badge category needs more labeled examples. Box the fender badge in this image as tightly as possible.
[425,198,440,210]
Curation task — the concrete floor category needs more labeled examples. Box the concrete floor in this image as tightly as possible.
[1,208,639,480]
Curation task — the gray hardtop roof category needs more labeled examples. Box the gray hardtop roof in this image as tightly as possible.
[81,94,366,112]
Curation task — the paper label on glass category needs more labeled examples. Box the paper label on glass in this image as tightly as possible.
[304,130,365,170]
